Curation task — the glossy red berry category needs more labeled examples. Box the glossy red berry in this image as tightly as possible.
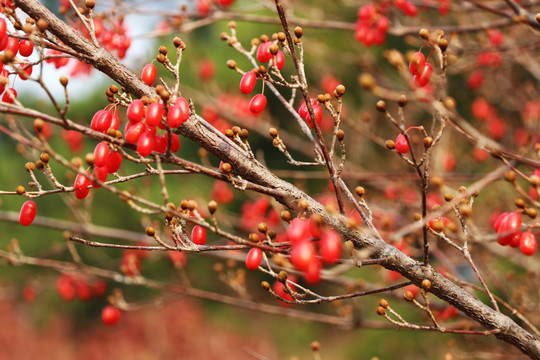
[240,71,257,94]
[136,131,156,157]
[0,19,6,41]
[256,41,272,63]
[154,135,167,154]
[520,231,537,256]
[93,142,110,167]
[245,248,263,270]
[249,94,267,115]
[4,37,19,57]
[141,63,157,85]
[494,212,522,246]
[165,132,181,153]
[2,88,17,103]
[167,104,189,128]
[303,258,322,285]
[91,166,108,188]
[124,121,147,144]
[101,305,122,326]
[19,200,36,226]
[192,225,207,245]
[409,52,426,76]
[414,63,433,87]
[395,134,409,154]
[91,110,113,132]
[106,151,123,173]
[145,102,164,127]
[74,172,92,199]
[127,99,145,123]
[19,39,34,57]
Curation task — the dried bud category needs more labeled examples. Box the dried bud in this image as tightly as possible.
[404,290,415,301]
[355,186,365,197]
[261,281,271,291]
[376,306,386,316]
[59,76,69,86]
[40,153,49,163]
[419,28,429,40]
[208,200,218,214]
[249,233,260,243]
[16,185,25,195]
[226,59,237,69]
[375,100,386,112]
[257,222,268,233]
[397,94,407,107]
[423,137,433,148]
[280,210,291,222]
[146,227,155,237]
[294,26,303,39]
[378,299,389,308]
[515,198,526,209]
[269,128,278,137]
[277,270,288,283]
[421,279,432,290]
[386,140,396,150]
[359,73,375,90]
[85,0,95,9]
[337,130,345,141]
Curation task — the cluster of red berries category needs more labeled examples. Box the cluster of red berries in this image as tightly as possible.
[409,51,433,87]
[493,212,537,256]
[286,217,343,284]
[0,16,36,104]
[470,97,506,140]
[354,3,389,47]
[56,274,108,303]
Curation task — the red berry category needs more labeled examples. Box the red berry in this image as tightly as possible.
[91,110,113,133]
[19,39,33,57]
[124,121,147,144]
[319,230,342,264]
[106,151,123,173]
[249,94,267,115]
[18,62,32,80]
[154,134,167,154]
[287,218,311,243]
[414,63,433,87]
[240,71,257,94]
[270,50,285,70]
[101,305,122,326]
[290,240,316,271]
[74,172,92,199]
[494,212,522,246]
[192,225,207,245]
[93,142,110,167]
[91,166,108,188]
[167,103,188,128]
[136,131,156,157]
[245,248,263,270]
[127,99,145,123]
[409,52,426,75]
[56,275,76,302]
[303,258,322,285]
[395,134,409,153]
[2,88,17,103]
[4,37,19,57]
[520,231,537,256]
[19,200,36,226]
[141,63,157,85]
[0,19,6,41]
[256,41,272,63]
[165,132,181,153]
[145,102,164,127]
